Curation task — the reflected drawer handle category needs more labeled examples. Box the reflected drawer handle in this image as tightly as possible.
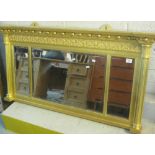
[76,82,79,86]
[76,68,80,72]
[74,95,77,99]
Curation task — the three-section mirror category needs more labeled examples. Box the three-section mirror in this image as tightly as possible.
[14,46,134,118]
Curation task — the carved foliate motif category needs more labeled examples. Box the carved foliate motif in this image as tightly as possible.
[9,35,140,52]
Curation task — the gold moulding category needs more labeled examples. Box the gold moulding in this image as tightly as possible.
[1,25,154,133]
[0,27,155,45]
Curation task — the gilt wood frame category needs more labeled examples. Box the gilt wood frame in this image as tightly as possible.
[0,25,154,133]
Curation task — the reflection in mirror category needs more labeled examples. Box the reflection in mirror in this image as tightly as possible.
[32,48,106,113]
[14,46,29,95]
[107,57,135,118]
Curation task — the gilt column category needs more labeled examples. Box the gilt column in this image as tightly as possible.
[3,34,14,101]
[130,43,152,133]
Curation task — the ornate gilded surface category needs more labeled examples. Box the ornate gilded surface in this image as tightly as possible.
[0,25,154,133]
[0,25,155,43]
[8,35,141,52]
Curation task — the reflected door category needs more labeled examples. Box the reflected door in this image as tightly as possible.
[108,57,135,118]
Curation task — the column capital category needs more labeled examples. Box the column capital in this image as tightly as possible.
[141,43,152,59]
[3,34,10,45]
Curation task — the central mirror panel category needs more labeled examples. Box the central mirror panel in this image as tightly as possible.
[32,48,106,113]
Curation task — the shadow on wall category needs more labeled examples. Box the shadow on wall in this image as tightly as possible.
[0,35,7,98]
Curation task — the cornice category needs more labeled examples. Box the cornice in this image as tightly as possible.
[0,26,155,44]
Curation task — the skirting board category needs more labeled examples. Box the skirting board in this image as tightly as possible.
[1,102,128,134]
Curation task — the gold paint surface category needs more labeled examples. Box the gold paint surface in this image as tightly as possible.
[1,25,154,133]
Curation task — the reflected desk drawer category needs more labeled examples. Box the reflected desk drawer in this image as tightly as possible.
[68,64,88,76]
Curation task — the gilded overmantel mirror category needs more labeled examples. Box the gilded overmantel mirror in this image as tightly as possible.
[0,25,154,133]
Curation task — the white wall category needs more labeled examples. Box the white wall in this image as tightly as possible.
[2,21,155,32]
[0,21,155,94]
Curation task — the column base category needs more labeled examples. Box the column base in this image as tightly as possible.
[4,94,14,102]
[130,125,142,134]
